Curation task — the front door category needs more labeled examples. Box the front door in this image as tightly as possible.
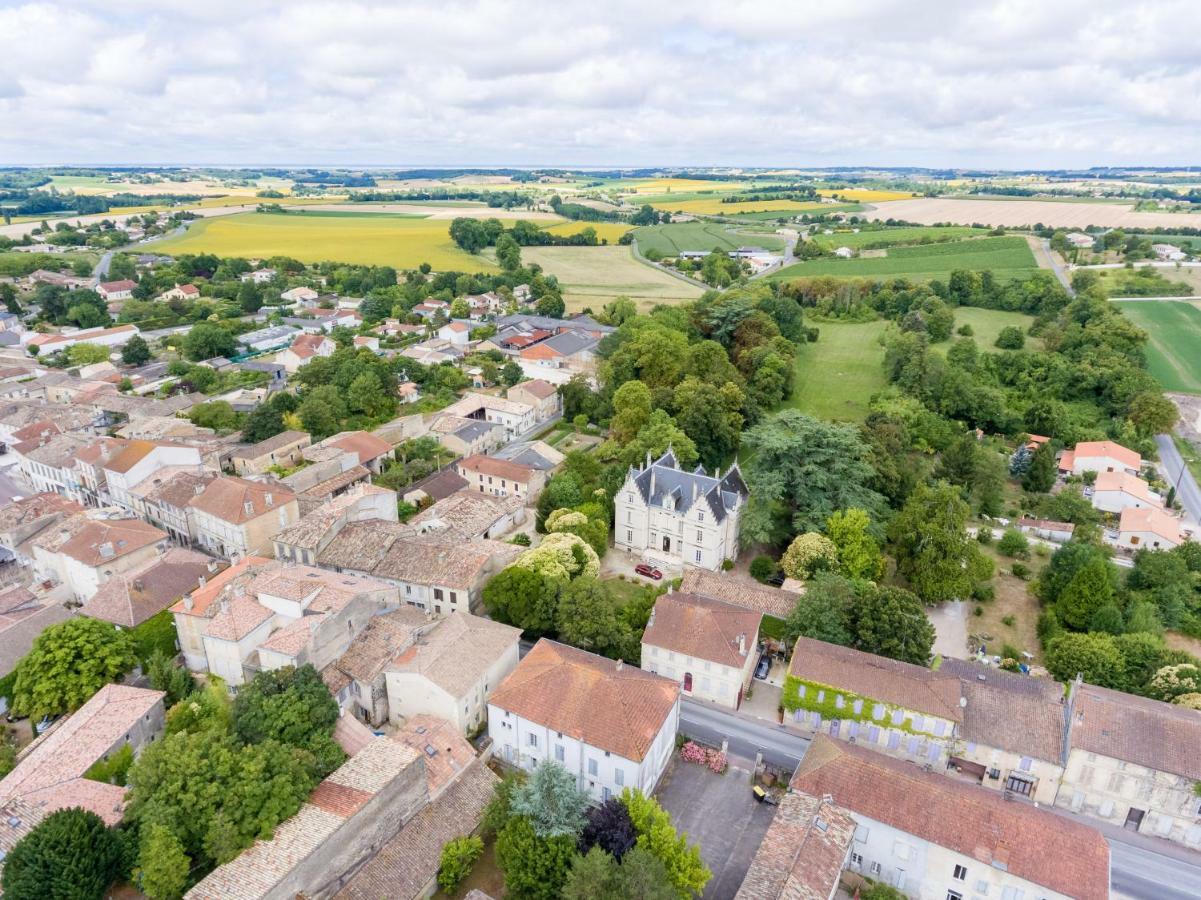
[683,672,692,692]
[662,535,671,552]
[1124,808,1145,831]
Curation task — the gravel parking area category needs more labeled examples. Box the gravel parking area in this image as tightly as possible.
[655,753,776,899]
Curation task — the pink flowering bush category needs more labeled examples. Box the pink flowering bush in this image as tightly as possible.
[680,741,728,774]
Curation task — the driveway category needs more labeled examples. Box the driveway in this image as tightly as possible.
[599,547,682,581]
[928,600,969,659]
[656,754,777,899]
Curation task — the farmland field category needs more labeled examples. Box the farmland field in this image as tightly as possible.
[818,188,917,202]
[786,319,889,422]
[771,236,1039,282]
[539,221,633,243]
[632,222,784,256]
[151,211,496,272]
[863,197,1201,230]
[1113,300,1201,393]
[647,197,830,215]
[813,225,984,249]
[720,204,863,222]
[520,245,704,313]
[622,178,755,195]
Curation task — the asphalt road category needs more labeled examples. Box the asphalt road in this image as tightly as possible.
[679,697,1201,900]
[93,250,114,279]
[1156,432,1201,527]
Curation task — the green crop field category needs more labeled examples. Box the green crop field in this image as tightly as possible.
[631,222,784,256]
[813,225,984,249]
[770,235,1038,282]
[1131,233,1201,250]
[785,319,890,422]
[520,245,704,313]
[1113,300,1201,393]
[151,211,495,272]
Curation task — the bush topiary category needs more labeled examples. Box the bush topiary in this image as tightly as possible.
[749,555,778,583]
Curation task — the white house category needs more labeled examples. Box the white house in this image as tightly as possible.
[1114,505,1184,551]
[614,449,748,571]
[488,639,680,803]
[280,286,319,305]
[641,590,760,710]
[278,333,336,374]
[1091,470,1161,514]
[1065,232,1096,249]
[97,280,137,302]
[24,324,140,357]
[101,440,205,513]
[834,246,854,258]
[441,392,537,440]
[1152,243,1187,261]
[241,268,277,284]
[437,320,473,348]
[792,735,1111,900]
[156,283,200,302]
[1061,439,1141,477]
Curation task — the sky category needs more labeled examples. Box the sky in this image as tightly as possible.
[2,0,1200,170]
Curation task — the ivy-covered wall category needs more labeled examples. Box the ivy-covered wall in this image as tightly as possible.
[781,675,955,739]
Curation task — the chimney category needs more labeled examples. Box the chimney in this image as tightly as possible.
[264,492,273,507]
[737,633,746,656]
[220,598,229,614]
[197,574,206,589]
[133,579,144,592]
[615,659,623,672]
[183,594,193,611]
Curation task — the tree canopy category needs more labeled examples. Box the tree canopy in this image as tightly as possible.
[11,617,136,718]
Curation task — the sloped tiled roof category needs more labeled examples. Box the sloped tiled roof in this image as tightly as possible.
[788,636,962,723]
[489,639,678,762]
[1073,440,1141,470]
[386,611,520,698]
[790,736,1110,900]
[80,548,220,628]
[1093,470,1158,504]
[1119,506,1183,543]
[680,567,799,619]
[187,476,295,525]
[642,591,761,669]
[326,607,429,684]
[45,516,166,567]
[321,430,393,466]
[735,792,855,900]
[457,454,536,483]
[1070,682,1201,780]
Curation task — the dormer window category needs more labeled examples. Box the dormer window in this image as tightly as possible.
[698,511,705,523]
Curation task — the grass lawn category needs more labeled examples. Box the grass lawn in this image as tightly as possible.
[1172,435,1201,486]
[785,319,889,422]
[1095,268,1193,298]
[632,222,784,256]
[971,545,1045,663]
[602,575,660,607]
[152,211,495,272]
[770,236,1039,282]
[1113,300,1201,393]
[944,308,1038,352]
[521,245,703,313]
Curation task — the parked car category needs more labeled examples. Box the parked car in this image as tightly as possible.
[634,563,663,580]
[754,653,771,680]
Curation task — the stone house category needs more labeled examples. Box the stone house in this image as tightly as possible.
[230,430,312,476]
[187,476,300,558]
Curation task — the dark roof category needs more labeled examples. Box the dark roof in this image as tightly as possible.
[629,450,748,523]
[405,469,469,502]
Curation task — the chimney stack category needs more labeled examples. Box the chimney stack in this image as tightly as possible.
[183,594,193,611]
[737,633,746,656]
[615,659,623,672]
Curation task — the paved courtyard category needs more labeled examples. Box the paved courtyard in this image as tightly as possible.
[655,753,777,899]
[928,599,969,659]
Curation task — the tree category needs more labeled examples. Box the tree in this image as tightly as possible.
[12,617,136,718]
[66,342,111,366]
[298,384,346,439]
[1022,441,1057,493]
[563,846,676,900]
[346,370,389,417]
[1036,540,1118,607]
[496,816,576,900]
[511,761,590,839]
[181,322,236,362]
[496,233,522,271]
[502,360,523,386]
[1126,392,1177,437]
[824,508,882,580]
[1,808,124,900]
[581,796,638,860]
[851,584,935,665]
[784,572,855,647]
[994,325,1026,349]
[1148,664,1201,703]
[147,650,195,707]
[437,835,484,894]
[483,567,558,634]
[1056,556,1118,631]
[611,380,653,444]
[780,532,838,580]
[621,788,711,899]
[623,410,698,470]
[117,333,153,367]
[232,665,345,778]
[1044,633,1126,688]
[513,533,600,582]
[741,411,886,544]
[187,400,241,434]
[672,377,744,469]
[556,578,631,660]
[889,482,991,604]
[997,529,1030,558]
[137,823,191,900]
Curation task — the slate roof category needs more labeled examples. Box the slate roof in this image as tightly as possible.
[489,639,679,762]
[642,591,761,669]
[938,659,1066,764]
[1069,682,1201,779]
[788,636,963,723]
[790,736,1110,900]
[735,792,855,900]
[628,450,748,523]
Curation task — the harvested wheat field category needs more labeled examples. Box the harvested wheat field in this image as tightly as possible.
[864,197,1201,230]
[521,245,703,312]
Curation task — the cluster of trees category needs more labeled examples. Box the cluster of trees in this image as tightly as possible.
[292,345,403,438]
[27,282,109,328]
[1036,539,1201,697]
[449,216,603,254]
[484,762,708,900]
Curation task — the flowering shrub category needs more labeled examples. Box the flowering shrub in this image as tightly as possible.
[680,741,728,774]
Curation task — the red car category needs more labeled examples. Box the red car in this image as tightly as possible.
[634,563,663,580]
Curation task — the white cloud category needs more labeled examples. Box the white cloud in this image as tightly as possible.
[1,0,1199,167]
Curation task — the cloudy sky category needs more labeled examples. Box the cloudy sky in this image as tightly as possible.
[3,0,1200,169]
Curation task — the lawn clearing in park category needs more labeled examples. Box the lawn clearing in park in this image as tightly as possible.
[771,236,1039,282]
[785,319,889,422]
[152,211,496,272]
[539,220,633,243]
[631,222,785,256]
[818,188,918,202]
[520,245,704,313]
[1113,300,1201,393]
[943,307,1039,352]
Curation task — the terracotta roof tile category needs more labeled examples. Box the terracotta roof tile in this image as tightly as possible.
[489,639,679,762]
[187,476,296,525]
[1070,682,1201,779]
[788,636,962,723]
[457,454,536,483]
[643,591,761,669]
[1073,440,1141,470]
[680,568,799,619]
[80,548,221,627]
[735,792,855,900]
[386,612,520,698]
[790,736,1110,900]
[44,516,167,567]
